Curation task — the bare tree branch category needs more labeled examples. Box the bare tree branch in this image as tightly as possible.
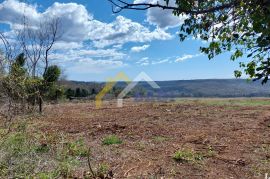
[108,0,239,14]
[16,17,60,77]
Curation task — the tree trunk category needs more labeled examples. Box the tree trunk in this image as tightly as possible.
[39,97,43,114]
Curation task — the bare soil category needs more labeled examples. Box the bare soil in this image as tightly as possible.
[34,99,270,178]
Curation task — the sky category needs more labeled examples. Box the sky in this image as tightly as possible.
[0,0,244,81]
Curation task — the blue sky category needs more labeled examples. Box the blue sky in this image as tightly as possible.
[0,0,243,81]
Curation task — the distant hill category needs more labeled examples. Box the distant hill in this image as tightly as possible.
[60,79,270,98]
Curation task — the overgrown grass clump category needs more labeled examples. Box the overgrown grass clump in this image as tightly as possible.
[0,121,89,178]
[102,135,122,145]
[173,149,204,163]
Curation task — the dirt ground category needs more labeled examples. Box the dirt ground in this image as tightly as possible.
[34,99,270,178]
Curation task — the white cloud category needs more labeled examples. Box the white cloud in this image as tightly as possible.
[67,58,126,74]
[49,47,127,74]
[0,0,40,26]
[131,44,150,52]
[76,49,126,60]
[43,2,93,42]
[175,54,201,62]
[136,57,150,66]
[50,48,126,62]
[133,0,187,29]
[136,57,171,66]
[0,0,175,74]
[89,16,172,48]
[0,0,172,48]
[134,0,148,3]
[53,41,83,50]
[152,59,169,65]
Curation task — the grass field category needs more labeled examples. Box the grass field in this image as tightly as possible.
[1,98,270,178]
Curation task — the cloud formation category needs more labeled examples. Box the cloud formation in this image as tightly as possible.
[175,54,201,62]
[0,0,172,48]
[49,48,127,74]
[136,57,150,66]
[0,0,174,74]
[134,0,186,29]
[131,44,150,52]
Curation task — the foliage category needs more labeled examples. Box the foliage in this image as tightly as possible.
[102,135,122,145]
[81,88,89,97]
[173,0,270,83]
[110,86,123,97]
[65,87,90,98]
[110,0,270,83]
[1,53,63,113]
[65,88,75,99]
[75,88,81,97]
[43,65,61,84]
[45,85,64,101]
[173,149,204,163]
[0,121,90,178]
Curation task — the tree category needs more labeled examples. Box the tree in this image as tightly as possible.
[17,17,60,77]
[81,89,89,97]
[109,0,270,83]
[65,88,75,99]
[0,15,62,117]
[38,65,62,111]
[10,53,27,78]
[43,65,61,83]
[75,88,82,97]
[0,52,62,114]
[2,53,28,103]
[91,88,96,95]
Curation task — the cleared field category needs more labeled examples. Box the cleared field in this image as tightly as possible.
[35,99,270,178]
[1,98,270,178]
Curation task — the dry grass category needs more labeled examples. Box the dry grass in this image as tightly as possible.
[1,98,270,178]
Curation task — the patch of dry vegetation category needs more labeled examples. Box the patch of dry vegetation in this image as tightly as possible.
[1,99,270,178]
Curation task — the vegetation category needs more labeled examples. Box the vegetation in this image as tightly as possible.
[62,79,270,99]
[0,121,87,178]
[0,99,269,178]
[0,16,62,114]
[102,135,123,145]
[173,149,204,163]
[110,0,270,83]
[1,53,62,113]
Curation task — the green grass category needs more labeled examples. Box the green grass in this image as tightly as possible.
[102,135,122,145]
[173,149,204,163]
[0,121,90,178]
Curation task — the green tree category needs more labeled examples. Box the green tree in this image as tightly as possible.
[91,88,96,95]
[110,0,270,83]
[75,88,81,97]
[46,85,64,101]
[81,89,89,97]
[10,53,26,77]
[65,88,75,99]
[3,53,28,103]
[43,65,61,83]
[40,65,62,110]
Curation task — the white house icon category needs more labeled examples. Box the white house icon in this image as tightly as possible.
[117,72,160,107]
